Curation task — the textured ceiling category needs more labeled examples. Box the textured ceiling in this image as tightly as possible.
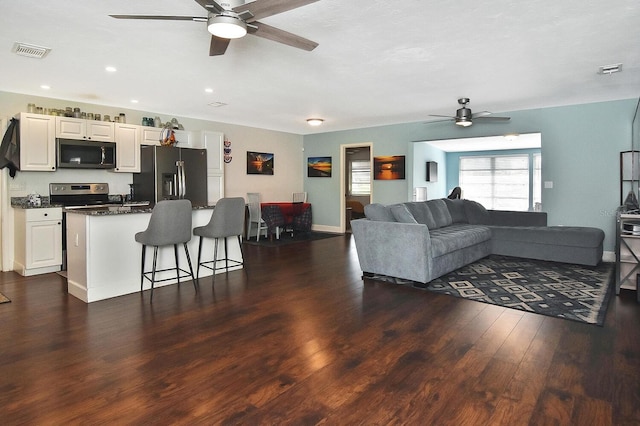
[2,0,639,135]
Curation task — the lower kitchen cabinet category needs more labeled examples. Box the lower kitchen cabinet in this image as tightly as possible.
[14,207,63,276]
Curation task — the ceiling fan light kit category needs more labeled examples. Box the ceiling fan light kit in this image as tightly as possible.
[208,13,247,39]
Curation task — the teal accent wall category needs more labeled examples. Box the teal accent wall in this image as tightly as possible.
[303,98,638,252]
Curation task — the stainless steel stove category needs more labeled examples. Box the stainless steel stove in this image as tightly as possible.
[49,183,112,208]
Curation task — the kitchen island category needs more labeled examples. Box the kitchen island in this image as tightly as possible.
[65,204,242,303]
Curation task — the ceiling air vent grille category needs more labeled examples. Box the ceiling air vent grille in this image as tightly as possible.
[12,42,51,59]
[598,63,622,75]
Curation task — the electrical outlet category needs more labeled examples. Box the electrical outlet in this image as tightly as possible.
[9,181,26,191]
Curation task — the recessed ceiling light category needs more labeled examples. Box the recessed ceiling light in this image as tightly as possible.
[205,88,214,93]
[131,99,139,104]
[105,66,117,73]
[40,84,50,90]
[307,118,324,126]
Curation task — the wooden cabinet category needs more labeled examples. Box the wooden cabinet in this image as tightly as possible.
[174,130,194,148]
[114,123,141,173]
[18,113,56,171]
[56,116,115,142]
[201,131,225,203]
[141,127,162,146]
[14,207,63,276]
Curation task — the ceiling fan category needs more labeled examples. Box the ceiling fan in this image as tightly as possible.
[110,0,319,56]
[427,98,510,127]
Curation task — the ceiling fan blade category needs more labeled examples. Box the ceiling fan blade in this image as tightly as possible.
[475,116,511,122]
[209,35,231,56]
[109,15,206,21]
[234,0,319,22]
[250,21,318,51]
[423,118,454,124]
[428,114,456,119]
[194,0,224,14]
[471,111,492,117]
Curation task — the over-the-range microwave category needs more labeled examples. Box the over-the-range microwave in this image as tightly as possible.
[56,138,116,169]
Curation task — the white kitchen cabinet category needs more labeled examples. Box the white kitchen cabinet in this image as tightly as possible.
[13,207,63,276]
[201,131,225,203]
[201,131,224,173]
[56,116,115,142]
[174,130,194,148]
[114,123,141,173]
[141,127,162,146]
[18,113,56,171]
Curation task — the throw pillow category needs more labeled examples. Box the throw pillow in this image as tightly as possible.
[390,204,418,223]
[444,198,467,223]
[364,203,395,222]
[426,199,453,228]
[404,202,437,228]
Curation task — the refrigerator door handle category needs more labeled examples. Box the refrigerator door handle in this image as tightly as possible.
[178,160,186,198]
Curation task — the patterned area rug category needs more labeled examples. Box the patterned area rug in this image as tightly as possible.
[0,291,10,304]
[375,255,613,326]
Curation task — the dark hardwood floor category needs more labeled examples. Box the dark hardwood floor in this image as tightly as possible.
[1,234,639,425]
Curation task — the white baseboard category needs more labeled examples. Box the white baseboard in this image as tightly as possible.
[602,250,615,263]
[312,224,343,234]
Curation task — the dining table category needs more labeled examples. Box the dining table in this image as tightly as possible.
[260,202,312,237]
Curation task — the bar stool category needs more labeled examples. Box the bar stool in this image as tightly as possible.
[135,199,197,301]
[194,197,246,282]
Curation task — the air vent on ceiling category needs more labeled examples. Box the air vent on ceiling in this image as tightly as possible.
[12,42,51,59]
[598,63,623,75]
[207,102,228,108]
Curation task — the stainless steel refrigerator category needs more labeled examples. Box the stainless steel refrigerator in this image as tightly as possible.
[133,145,208,205]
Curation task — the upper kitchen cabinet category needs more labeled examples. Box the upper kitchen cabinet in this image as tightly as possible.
[201,131,224,173]
[113,123,140,173]
[174,130,194,148]
[141,127,162,146]
[18,113,56,171]
[56,116,115,142]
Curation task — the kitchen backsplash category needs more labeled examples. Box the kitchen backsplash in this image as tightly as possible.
[7,169,134,198]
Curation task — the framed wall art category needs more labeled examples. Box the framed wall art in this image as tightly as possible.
[374,155,405,180]
[247,151,274,175]
[307,156,332,177]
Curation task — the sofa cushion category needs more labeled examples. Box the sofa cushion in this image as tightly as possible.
[390,204,418,223]
[426,199,453,228]
[403,202,437,229]
[364,203,395,222]
[428,224,492,257]
[443,198,467,223]
[463,200,490,224]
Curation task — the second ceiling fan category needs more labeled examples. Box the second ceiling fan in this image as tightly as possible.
[110,0,319,56]
[428,98,510,127]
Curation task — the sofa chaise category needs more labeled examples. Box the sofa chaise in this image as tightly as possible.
[350,198,605,284]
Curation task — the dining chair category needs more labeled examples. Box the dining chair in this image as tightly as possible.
[246,192,269,241]
[194,197,246,282]
[292,192,307,203]
[134,199,197,302]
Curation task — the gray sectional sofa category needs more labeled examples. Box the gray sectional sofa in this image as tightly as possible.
[350,198,605,284]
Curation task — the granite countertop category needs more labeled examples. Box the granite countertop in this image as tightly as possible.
[11,197,63,209]
[65,203,215,216]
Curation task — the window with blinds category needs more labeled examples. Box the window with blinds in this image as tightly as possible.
[350,160,371,196]
[459,154,539,211]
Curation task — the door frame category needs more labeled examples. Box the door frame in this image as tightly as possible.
[340,142,373,233]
